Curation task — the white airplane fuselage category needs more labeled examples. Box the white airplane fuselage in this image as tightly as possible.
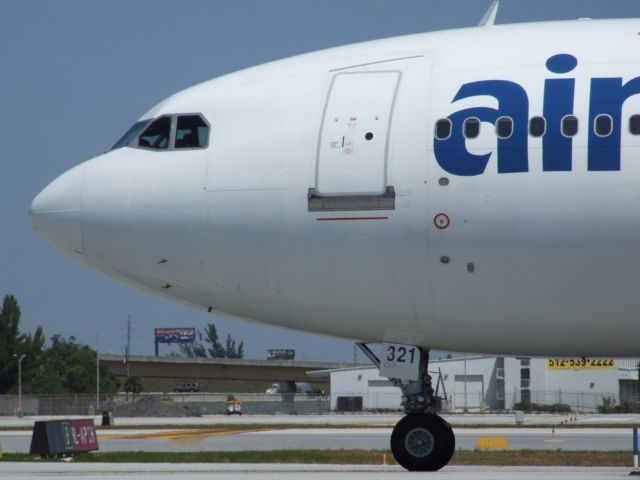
[32,19,640,357]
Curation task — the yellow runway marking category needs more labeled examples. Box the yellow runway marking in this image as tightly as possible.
[476,436,509,449]
[99,428,273,441]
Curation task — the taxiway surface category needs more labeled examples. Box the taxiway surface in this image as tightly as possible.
[0,426,634,453]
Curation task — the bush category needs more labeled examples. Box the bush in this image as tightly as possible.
[124,376,144,395]
[616,403,640,413]
[598,398,640,414]
[513,400,572,413]
[597,395,615,413]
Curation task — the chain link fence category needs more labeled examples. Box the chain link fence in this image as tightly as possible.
[3,390,639,416]
[330,389,640,414]
[0,392,330,417]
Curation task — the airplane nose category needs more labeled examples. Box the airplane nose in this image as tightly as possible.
[30,165,85,259]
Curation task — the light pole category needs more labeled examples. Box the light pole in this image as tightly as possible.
[463,354,468,413]
[96,334,100,413]
[13,354,26,417]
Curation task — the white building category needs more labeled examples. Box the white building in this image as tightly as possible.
[313,356,639,413]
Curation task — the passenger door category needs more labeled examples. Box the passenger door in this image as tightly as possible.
[315,71,400,196]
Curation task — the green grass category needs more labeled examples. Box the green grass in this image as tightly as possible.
[450,450,631,467]
[0,450,635,466]
[1,450,394,464]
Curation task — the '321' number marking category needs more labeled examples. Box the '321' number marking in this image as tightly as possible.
[386,345,416,364]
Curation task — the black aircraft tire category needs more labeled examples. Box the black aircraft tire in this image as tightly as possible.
[390,414,455,471]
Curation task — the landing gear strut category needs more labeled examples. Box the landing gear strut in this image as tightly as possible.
[356,343,455,471]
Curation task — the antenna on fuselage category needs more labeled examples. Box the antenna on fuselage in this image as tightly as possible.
[478,1,499,26]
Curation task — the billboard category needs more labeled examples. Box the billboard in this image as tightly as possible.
[155,328,196,344]
[546,358,615,370]
[267,349,295,360]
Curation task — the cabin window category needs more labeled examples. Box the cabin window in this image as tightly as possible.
[594,114,613,137]
[138,116,171,149]
[175,114,210,149]
[529,116,545,137]
[496,117,513,139]
[111,120,149,150]
[435,118,452,140]
[630,115,640,135]
[561,115,578,137]
[463,118,480,139]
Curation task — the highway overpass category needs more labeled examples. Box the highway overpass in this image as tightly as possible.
[101,355,356,393]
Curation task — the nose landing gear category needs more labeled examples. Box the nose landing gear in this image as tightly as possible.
[356,343,455,471]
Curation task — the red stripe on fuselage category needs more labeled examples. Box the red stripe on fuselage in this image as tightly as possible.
[316,217,389,221]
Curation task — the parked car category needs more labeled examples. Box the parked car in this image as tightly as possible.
[265,382,312,395]
[174,382,200,393]
[265,383,280,395]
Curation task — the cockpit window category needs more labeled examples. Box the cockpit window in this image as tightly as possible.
[111,120,148,150]
[138,116,171,149]
[111,113,210,152]
[175,115,209,148]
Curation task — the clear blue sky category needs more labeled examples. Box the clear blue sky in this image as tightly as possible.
[2,0,639,361]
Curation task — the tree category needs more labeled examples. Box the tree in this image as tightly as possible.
[19,326,46,393]
[0,294,122,395]
[124,376,144,395]
[224,334,244,359]
[179,323,244,359]
[31,335,120,394]
[224,334,235,358]
[178,330,207,358]
[204,323,225,358]
[0,295,46,394]
[0,295,22,393]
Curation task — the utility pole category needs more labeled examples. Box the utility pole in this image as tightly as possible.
[125,315,131,379]
[13,354,26,417]
[96,334,100,413]
[124,315,131,401]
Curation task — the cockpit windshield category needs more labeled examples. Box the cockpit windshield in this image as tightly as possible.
[138,116,171,149]
[175,115,209,148]
[111,120,148,150]
[110,113,210,151]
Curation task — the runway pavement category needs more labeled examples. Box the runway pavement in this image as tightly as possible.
[1,426,635,453]
[0,463,632,480]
